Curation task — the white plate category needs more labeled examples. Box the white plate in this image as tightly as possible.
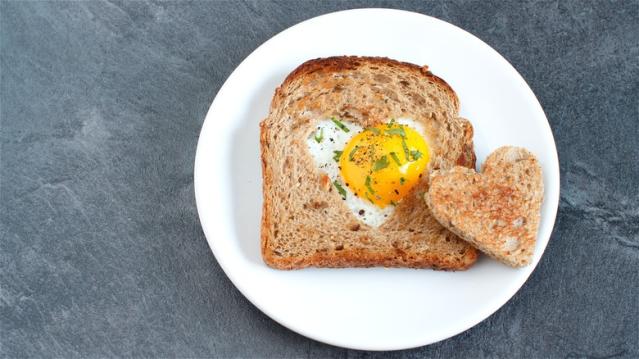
[194,9,559,351]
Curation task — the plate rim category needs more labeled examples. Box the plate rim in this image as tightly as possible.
[194,8,560,351]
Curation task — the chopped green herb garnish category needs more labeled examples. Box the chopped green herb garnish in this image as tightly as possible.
[333,181,347,198]
[348,145,360,161]
[331,117,349,133]
[365,192,375,204]
[333,150,343,162]
[390,200,398,206]
[385,126,406,138]
[400,177,406,185]
[390,151,402,166]
[410,150,423,161]
[387,119,396,128]
[372,155,389,172]
[401,138,410,161]
[367,127,381,135]
[365,176,376,194]
[313,128,324,143]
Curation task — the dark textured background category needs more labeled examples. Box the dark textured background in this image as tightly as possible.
[1,1,638,357]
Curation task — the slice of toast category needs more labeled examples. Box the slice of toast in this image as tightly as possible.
[260,56,478,270]
[425,146,544,267]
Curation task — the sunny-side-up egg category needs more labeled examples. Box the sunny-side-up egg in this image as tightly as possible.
[306,118,431,227]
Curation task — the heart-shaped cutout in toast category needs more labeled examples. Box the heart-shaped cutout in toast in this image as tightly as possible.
[425,146,544,267]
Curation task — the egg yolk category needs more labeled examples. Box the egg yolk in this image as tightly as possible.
[339,122,430,208]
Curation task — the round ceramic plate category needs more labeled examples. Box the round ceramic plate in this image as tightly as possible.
[194,9,559,351]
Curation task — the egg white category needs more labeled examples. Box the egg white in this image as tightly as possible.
[306,118,427,228]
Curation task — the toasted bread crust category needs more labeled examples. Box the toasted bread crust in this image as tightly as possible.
[263,245,478,270]
[457,120,476,168]
[280,56,460,112]
[261,56,477,270]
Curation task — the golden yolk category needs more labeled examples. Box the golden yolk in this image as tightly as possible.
[339,122,430,208]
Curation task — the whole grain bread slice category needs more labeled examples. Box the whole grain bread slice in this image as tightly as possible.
[260,56,478,270]
[425,146,544,267]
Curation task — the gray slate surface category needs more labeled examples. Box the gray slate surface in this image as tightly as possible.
[1,1,638,357]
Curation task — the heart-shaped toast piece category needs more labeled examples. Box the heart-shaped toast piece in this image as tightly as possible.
[425,146,544,267]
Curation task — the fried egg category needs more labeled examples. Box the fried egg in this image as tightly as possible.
[307,118,431,227]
